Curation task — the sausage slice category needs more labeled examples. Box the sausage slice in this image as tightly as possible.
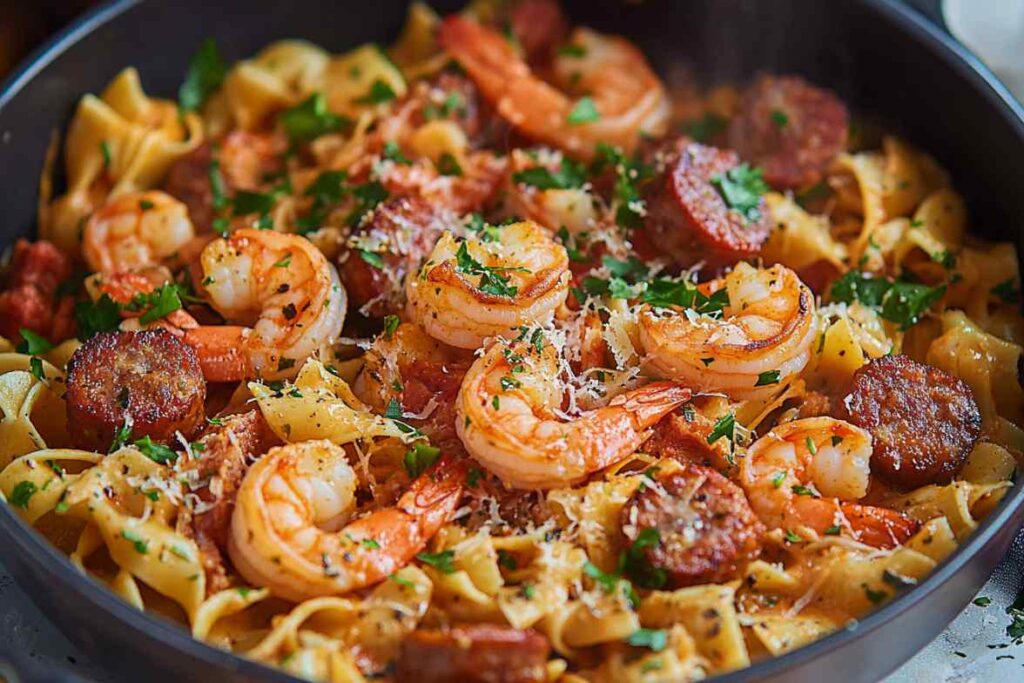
[338,196,447,317]
[396,624,550,683]
[840,354,981,489]
[65,329,206,451]
[643,140,772,272]
[727,74,848,189]
[621,463,764,587]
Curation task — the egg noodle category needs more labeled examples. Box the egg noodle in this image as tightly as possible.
[1,1,1022,681]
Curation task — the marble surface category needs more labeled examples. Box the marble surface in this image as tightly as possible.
[2,526,1024,682]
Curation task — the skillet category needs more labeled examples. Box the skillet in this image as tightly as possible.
[1,0,1023,681]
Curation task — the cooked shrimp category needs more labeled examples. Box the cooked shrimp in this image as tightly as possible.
[227,440,466,602]
[455,335,691,489]
[438,16,669,158]
[638,263,817,400]
[739,417,919,549]
[182,229,347,382]
[82,190,195,274]
[406,221,570,349]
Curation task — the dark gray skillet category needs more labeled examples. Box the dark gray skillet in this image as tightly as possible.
[1,0,1023,681]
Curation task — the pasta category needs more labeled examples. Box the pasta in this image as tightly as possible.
[1,1,1021,681]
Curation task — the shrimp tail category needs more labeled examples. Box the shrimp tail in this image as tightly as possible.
[183,326,249,382]
[607,381,692,428]
[842,504,920,549]
[342,455,468,577]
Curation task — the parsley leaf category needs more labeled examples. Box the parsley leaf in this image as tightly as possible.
[9,481,37,508]
[355,79,397,105]
[178,38,227,113]
[830,271,945,330]
[628,628,668,652]
[416,550,455,574]
[567,96,600,124]
[17,328,53,355]
[133,435,179,465]
[711,163,769,222]
[75,295,122,340]
[120,528,149,554]
[755,369,781,386]
[512,158,587,190]
[707,413,735,445]
[383,315,400,339]
[382,141,411,165]
[132,283,184,325]
[281,93,349,144]
[403,443,441,479]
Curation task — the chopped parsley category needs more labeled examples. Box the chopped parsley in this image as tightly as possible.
[454,241,526,298]
[17,328,53,355]
[863,585,887,604]
[830,270,946,330]
[121,528,149,554]
[100,140,112,168]
[791,484,817,497]
[133,435,178,465]
[974,596,992,607]
[74,294,121,339]
[755,369,781,386]
[628,628,668,652]
[512,157,587,190]
[416,549,455,574]
[590,143,652,230]
[403,443,441,479]
[361,538,381,550]
[129,283,184,325]
[567,96,600,124]
[382,141,411,165]
[784,529,803,543]
[711,163,769,222]
[383,315,400,340]
[618,528,666,590]
[770,109,789,128]
[824,525,842,536]
[346,181,389,225]
[384,397,403,419]
[557,44,587,57]
[178,38,228,113]
[771,471,786,488]
[436,152,463,177]
[9,481,37,508]
[280,93,349,144]
[355,79,398,105]
[360,250,385,269]
[707,413,735,446]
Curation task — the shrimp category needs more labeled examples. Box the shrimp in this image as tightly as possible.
[182,229,347,382]
[638,262,817,400]
[82,190,195,274]
[455,335,691,489]
[227,440,466,602]
[438,16,670,159]
[739,417,919,549]
[406,221,570,349]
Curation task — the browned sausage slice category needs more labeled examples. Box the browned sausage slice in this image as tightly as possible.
[840,354,981,489]
[643,140,772,272]
[621,463,764,588]
[396,624,550,683]
[175,410,278,594]
[65,329,206,451]
[727,74,849,189]
[338,195,447,318]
